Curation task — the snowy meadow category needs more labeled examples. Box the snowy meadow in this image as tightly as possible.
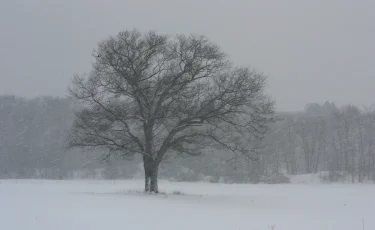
[1,179,374,230]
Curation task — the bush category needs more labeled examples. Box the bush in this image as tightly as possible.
[209,176,220,183]
[261,174,290,184]
[175,169,204,182]
[320,171,345,182]
[171,190,185,195]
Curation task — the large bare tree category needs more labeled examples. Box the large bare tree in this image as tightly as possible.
[66,29,275,193]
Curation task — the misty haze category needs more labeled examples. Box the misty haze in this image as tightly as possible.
[0,1,374,230]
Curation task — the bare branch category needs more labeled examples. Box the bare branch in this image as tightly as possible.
[66,29,275,168]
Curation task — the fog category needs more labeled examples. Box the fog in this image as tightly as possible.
[1,0,374,111]
[1,2,375,229]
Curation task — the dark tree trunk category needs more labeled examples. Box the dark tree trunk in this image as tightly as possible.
[143,156,159,193]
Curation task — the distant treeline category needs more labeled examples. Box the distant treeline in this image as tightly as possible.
[1,95,374,183]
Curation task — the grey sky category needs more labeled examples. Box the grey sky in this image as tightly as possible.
[0,0,374,111]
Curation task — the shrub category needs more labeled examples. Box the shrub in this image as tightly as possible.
[261,174,290,184]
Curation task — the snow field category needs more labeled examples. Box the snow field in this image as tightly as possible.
[0,179,374,230]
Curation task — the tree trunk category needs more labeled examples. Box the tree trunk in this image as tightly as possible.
[143,156,159,193]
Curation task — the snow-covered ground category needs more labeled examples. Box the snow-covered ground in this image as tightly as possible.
[1,179,374,230]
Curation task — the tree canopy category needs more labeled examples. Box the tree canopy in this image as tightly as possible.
[66,29,275,192]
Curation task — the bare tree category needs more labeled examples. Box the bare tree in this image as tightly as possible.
[65,29,275,193]
[295,107,328,174]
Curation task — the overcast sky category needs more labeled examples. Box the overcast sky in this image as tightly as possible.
[0,0,374,111]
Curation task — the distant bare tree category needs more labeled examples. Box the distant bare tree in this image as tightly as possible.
[66,29,275,193]
[296,109,328,174]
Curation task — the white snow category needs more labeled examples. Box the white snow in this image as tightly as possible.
[1,179,374,230]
